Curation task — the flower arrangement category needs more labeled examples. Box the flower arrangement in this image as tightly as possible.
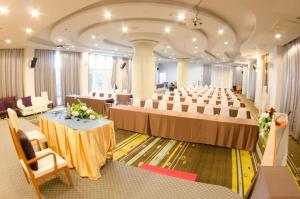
[68,103,99,120]
[259,107,276,136]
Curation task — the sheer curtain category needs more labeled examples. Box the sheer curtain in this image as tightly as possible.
[281,37,300,142]
[34,49,57,104]
[211,65,233,88]
[121,57,130,91]
[0,49,24,98]
[111,56,118,89]
[202,64,211,86]
[60,51,81,104]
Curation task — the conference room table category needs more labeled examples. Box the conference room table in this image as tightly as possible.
[140,99,249,118]
[65,95,114,115]
[39,111,115,180]
[109,106,258,151]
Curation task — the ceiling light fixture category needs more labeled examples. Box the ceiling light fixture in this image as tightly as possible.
[164,26,171,33]
[218,29,224,35]
[192,38,197,42]
[224,41,228,45]
[166,46,171,49]
[5,39,11,44]
[71,45,75,48]
[57,38,63,43]
[91,35,96,39]
[114,48,118,51]
[0,6,9,15]
[104,11,111,19]
[275,33,282,39]
[122,26,128,33]
[192,0,204,27]
[194,46,198,49]
[31,9,40,18]
[25,27,32,34]
[177,12,185,22]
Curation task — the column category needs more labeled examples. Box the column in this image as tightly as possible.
[255,55,264,110]
[131,40,157,98]
[176,58,189,88]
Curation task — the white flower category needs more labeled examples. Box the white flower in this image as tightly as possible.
[81,106,88,111]
[72,111,79,117]
[86,109,92,114]
[89,115,96,120]
[261,112,269,118]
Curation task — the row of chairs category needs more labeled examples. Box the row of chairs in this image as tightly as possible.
[132,99,248,118]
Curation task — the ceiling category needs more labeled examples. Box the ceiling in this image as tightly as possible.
[0,0,300,63]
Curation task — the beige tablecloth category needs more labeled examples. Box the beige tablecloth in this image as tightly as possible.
[65,95,114,115]
[39,116,115,180]
[109,106,258,151]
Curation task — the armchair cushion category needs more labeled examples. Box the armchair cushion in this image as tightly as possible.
[17,130,38,170]
[22,96,32,107]
[5,96,18,109]
[0,100,5,111]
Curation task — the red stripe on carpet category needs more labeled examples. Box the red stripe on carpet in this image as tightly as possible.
[139,163,197,181]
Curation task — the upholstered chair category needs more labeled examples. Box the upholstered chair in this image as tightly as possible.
[236,108,248,118]
[172,102,182,112]
[187,103,198,113]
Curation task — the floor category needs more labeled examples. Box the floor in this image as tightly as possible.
[2,94,300,198]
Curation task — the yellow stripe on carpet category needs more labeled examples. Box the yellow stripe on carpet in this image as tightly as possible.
[114,134,149,160]
[116,133,139,148]
[161,142,183,168]
[240,150,255,195]
[231,149,238,193]
[287,165,300,190]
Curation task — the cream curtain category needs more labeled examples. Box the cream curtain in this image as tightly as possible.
[34,49,57,104]
[111,56,118,89]
[281,37,300,142]
[0,49,24,98]
[121,57,130,91]
[202,64,211,86]
[60,51,81,104]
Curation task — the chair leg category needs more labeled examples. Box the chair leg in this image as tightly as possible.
[32,179,42,199]
[63,167,73,186]
[22,169,30,184]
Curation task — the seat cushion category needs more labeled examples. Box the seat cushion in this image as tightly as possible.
[25,130,47,143]
[33,148,67,178]
[22,96,32,107]
[4,96,17,109]
[17,130,38,170]
[0,100,6,111]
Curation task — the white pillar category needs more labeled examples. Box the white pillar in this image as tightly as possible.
[24,48,35,96]
[131,40,157,98]
[176,58,189,88]
[255,55,264,110]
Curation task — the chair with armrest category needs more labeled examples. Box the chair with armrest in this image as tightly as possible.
[187,103,198,113]
[7,108,47,147]
[144,99,153,109]
[158,101,167,110]
[219,106,230,117]
[132,98,141,107]
[203,105,214,115]
[172,102,182,112]
[236,108,248,118]
[6,120,72,199]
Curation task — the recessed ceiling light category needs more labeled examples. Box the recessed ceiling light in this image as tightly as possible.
[71,45,75,48]
[114,48,118,51]
[166,46,171,49]
[95,44,98,47]
[177,12,185,22]
[192,38,197,42]
[163,50,167,53]
[122,26,128,33]
[25,28,32,34]
[57,38,63,43]
[5,39,11,44]
[275,33,282,39]
[218,29,224,35]
[104,11,111,19]
[0,6,9,15]
[224,41,228,45]
[31,9,40,18]
[194,46,198,49]
[164,26,171,33]
[91,35,96,39]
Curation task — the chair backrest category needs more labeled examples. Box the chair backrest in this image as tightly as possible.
[158,101,167,110]
[173,95,181,102]
[162,95,169,101]
[144,99,153,109]
[41,91,49,101]
[187,103,198,113]
[203,105,214,115]
[6,120,34,179]
[219,106,230,117]
[237,108,248,118]
[172,102,182,112]
[132,99,141,107]
[220,100,228,107]
[185,96,193,103]
[233,100,241,108]
[197,98,205,105]
[192,93,198,99]
[7,108,21,131]
[208,99,215,105]
[152,93,158,100]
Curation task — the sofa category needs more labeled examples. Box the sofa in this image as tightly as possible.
[17,96,49,116]
[0,96,20,118]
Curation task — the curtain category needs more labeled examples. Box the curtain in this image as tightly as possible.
[111,56,118,89]
[202,64,211,86]
[210,65,232,88]
[60,51,81,104]
[34,49,57,104]
[121,57,130,91]
[0,49,24,99]
[281,37,300,142]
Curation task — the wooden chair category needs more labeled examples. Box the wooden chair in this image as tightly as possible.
[7,120,72,199]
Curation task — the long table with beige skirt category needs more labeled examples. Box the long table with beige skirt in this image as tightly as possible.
[39,112,115,180]
[109,106,258,151]
[139,99,250,118]
[65,95,114,115]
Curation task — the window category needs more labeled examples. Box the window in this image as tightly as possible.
[88,54,113,92]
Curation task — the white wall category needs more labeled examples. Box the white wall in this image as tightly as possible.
[23,48,35,97]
